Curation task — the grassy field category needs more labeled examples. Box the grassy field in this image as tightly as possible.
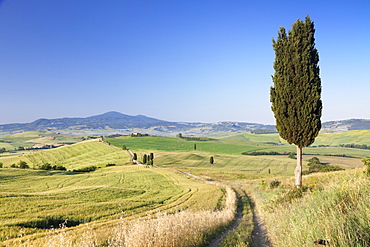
[106,133,370,158]
[0,164,224,244]
[0,141,130,170]
[106,134,288,155]
[244,169,370,246]
[0,131,82,157]
[314,130,370,146]
[1,130,370,246]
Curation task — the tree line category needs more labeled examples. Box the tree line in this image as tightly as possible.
[339,144,370,150]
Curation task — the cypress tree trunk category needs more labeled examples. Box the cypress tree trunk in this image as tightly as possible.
[294,146,303,188]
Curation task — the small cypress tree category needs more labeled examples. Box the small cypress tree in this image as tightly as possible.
[143,154,147,164]
[210,156,214,165]
[270,16,322,188]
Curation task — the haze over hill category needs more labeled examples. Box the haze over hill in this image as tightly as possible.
[0,111,369,136]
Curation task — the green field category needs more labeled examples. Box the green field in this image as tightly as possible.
[106,132,370,158]
[106,134,290,155]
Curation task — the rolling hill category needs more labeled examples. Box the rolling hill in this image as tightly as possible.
[1,111,370,136]
[0,111,275,136]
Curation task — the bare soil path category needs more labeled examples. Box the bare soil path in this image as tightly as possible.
[177,169,272,247]
[250,196,272,247]
[208,190,272,247]
[208,192,244,247]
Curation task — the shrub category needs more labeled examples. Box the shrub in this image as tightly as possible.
[362,158,370,176]
[308,164,344,173]
[270,187,307,206]
[55,165,67,171]
[18,160,29,169]
[269,179,281,188]
[106,163,116,167]
[288,152,296,159]
[73,166,97,173]
[302,170,310,175]
[40,163,52,170]
[308,157,321,166]
[0,162,3,168]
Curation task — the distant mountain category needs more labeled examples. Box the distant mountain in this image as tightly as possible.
[322,119,370,132]
[0,112,167,132]
[1,112,369,136]
[0,111,275,136]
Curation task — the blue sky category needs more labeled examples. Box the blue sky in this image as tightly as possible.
[0,0,369,124]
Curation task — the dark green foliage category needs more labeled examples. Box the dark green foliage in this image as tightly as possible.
[288,152,296,159]
[319,165,344,172]
[270,16,322,148]
[17,217,82,229]
[131,133,149,137]
[182,137,217,141]
[308,156,321,166]
[55,165,67,171]
[106,163,116,167]
[0,162,3,168]
[271,187,307,206]
[308,164,344,173]
[362,158,370,176]
[40,163,52,170]
[143,154,147,164]
[122,145,127,150]
[340,144,370,150]
[194,143,197,150]
[269,179,281,188]
[149,153,154,161]
[72,166,97,173]
[133,153,137,160]
[18,160,29,169]
[39,163,66,171]
[242,151,281,156]
[210,156,214,165]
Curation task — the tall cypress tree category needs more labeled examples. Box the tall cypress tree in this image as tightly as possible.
[270,16,322,188]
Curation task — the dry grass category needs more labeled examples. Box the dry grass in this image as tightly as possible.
[108,186,236,247]
[250,169,370,247]
[13,187,236,247]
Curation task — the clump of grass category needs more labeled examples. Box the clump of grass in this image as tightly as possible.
[269,179,281,188]
[257,170,370,246]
